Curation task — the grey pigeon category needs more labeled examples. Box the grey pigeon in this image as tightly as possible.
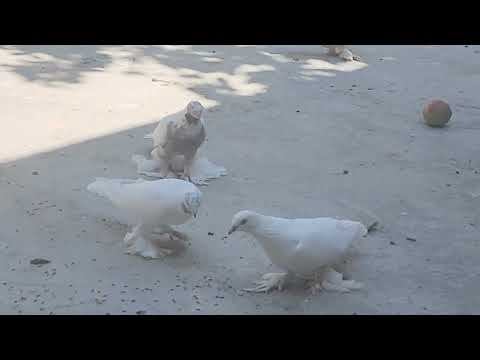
[323,45,360,61]
[151,101,206,182]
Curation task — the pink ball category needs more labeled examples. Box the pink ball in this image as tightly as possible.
[423,100,452,127]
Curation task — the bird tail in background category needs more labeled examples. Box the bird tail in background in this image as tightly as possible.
[87,177,142,200]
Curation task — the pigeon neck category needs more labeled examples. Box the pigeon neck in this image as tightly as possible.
[248,213,279,238]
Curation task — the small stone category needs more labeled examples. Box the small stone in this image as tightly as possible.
[390,241,397,245]
[296,110,300,113]
[406,237,417,242]
[32,171,39,175]
[208,232,214,236]
[343,170,349,175]
[30,258,51,266]
[136,310,146,315]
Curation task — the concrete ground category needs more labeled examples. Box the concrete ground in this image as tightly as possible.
[0,45,479,315]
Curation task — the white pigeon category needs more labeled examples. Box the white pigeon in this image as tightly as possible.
[87,177,202,259]
[227,210,368,293]
[150,101,206,182]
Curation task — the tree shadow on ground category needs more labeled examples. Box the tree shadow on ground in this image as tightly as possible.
[0,45,368,95]
[0,45,115,85]
[0,119,332,314]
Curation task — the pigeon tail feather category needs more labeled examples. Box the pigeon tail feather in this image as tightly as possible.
[87,177,143,200]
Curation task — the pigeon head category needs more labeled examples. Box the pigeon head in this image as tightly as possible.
[182,192,202,218]
[185,101,204,123]
[228,210,257,235]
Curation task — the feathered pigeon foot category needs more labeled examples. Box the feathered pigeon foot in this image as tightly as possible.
[180,173,192,183]
[309,268,364,294]
[339,49,354,61]
[123,225,186,259]
[152,226,188,242]
[244,272,288,293]
[124,234,173,259]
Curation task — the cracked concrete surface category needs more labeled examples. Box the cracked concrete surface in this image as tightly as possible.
[0,45,479,314]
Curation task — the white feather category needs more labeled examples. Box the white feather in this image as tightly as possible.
[87,177,201,226]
